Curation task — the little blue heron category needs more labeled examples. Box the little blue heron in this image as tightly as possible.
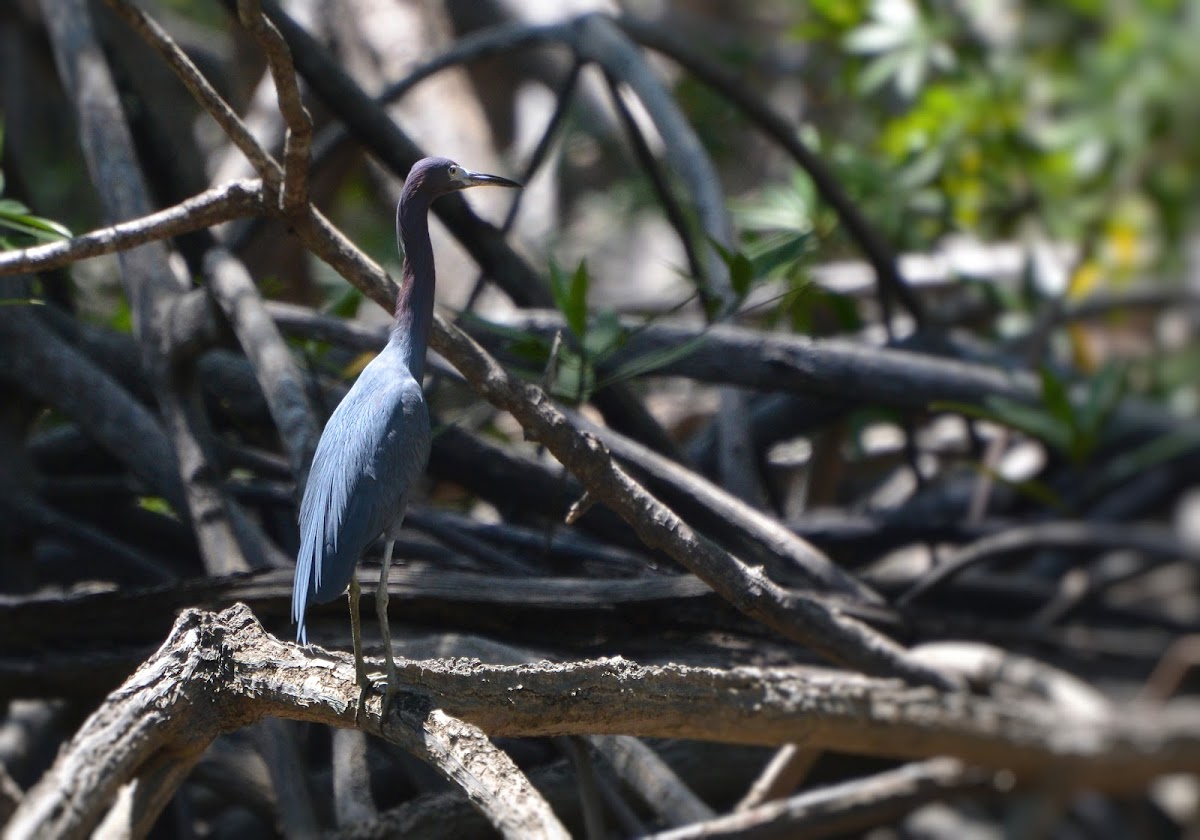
[292,156,520,708]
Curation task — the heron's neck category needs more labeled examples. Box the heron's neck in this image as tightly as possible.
[392,195,435,382]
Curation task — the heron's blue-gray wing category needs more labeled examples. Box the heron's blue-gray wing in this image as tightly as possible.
[292,352,430,643]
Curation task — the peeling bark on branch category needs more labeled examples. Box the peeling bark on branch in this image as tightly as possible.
[3,605,566,840]
[7,604,1199,840]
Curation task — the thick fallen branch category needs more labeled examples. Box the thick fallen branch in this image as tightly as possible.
[476,310,1177,444]
[8,603,1197,839]
[3,605,566,840]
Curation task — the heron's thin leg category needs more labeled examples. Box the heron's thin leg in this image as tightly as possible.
[348,576,368,722]
[376,539,399,715]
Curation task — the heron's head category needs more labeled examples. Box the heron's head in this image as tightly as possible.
[404,156,521,202]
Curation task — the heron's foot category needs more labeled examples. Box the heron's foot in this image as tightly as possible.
[354,682,371,726]
[349,667,399,719]
[376,657,401,718]
[352,664,372,726]
[380,679,399,720]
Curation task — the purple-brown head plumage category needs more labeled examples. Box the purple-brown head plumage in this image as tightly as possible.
[401,156,521,206]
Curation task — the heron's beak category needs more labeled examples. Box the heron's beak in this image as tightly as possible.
[462,170,522,189]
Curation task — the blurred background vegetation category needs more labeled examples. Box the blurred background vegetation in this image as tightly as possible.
[5,0,1200,836]
[4,0,1200,557]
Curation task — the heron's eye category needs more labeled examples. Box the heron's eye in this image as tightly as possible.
[448,165,459,178]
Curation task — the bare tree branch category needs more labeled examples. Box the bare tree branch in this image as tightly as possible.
[0,763,21,827]
[898,521,1192,606]
[43,0,278,574]
[0,181,263,277]
[0,308,186,514]
[589,735,716,826]
[9,602,1198,840]
[103,0,281,187]
[4,605,567,840]
[476,310,1177,444]
[427,311,959,690]
[647,759,990,840]
[204,247,320,484]
[235,0,312,213]
[734,744,820,811]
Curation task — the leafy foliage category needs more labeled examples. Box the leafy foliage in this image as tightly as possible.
[936,362,1128,465]
[0,123,71,250]
[800,0,1200,260]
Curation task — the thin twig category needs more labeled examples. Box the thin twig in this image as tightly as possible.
[462,58,584,313]
[735,744,820,811]
[648,759,991,840]
[235,0,312,212]
[104,0,283,189]
[897,521,1191,606]
[602,69,709,311]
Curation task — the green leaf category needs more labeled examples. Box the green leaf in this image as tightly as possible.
[109,300,134,334]
[746,230,812,280]
[825,289,862,331]
[566,261,589,339]
[1037,366,1078,434]
[1080,362,1127,436]
[510,335,552,366]
[934,397,1073,454]
[602,332,709,386]
[1102,426,1200,488]
[729,251,755,299]
[549,260,589,339]
[457,312,552,367]
[0,198,72,244]
[137,496,179,520]
[548,260,568,313]
[550,346,595,403]
[583,308,625,358]
[967,462,1067,511]
[710,238,757,301]
[328,286,363,319]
